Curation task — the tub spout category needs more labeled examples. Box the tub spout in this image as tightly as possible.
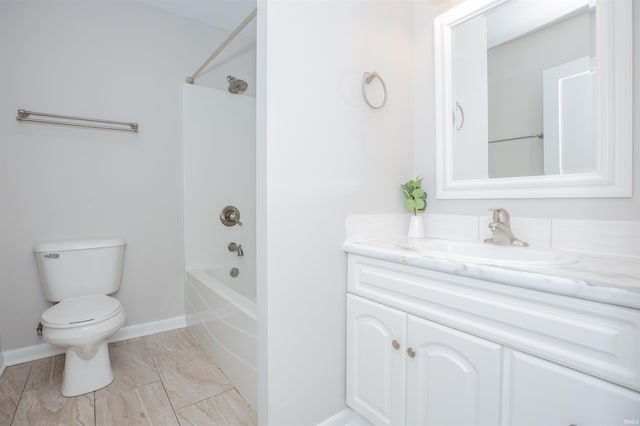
[228,242,244,256]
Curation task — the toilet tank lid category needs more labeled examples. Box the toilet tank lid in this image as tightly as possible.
[34,237,126,253]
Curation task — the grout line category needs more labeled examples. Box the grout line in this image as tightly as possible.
[181,385,236,409]
[155,359,181,424]
[11,361,34,425]
[148,338,182,422]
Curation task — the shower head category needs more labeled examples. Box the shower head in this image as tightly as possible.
[227,75,248,94]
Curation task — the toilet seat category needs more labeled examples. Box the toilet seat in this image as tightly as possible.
[42,294,122,329]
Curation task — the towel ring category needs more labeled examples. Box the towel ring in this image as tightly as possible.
[362,72,387,109]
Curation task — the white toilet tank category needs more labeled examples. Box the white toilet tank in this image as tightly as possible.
[34,237,126,302]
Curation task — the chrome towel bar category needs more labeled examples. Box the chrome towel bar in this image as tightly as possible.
[16,109,139,133]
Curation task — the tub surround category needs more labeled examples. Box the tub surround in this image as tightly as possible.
[185,266,257,410]
[182,82,258,413]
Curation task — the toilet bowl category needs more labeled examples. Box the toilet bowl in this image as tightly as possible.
[41,294,125,396]
[34,237,127,397]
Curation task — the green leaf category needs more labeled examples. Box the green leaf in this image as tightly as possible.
[412,188,425,198]
[402,175,427,213]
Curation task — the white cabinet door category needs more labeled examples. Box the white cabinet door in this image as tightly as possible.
[452,13,489,180]
[508,350,640,426]
[346,294,407,426]
[405,315,502,426]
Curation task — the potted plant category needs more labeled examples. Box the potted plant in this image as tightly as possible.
[402,176,427,237]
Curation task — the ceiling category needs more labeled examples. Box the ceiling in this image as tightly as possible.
[140,0,257,38]
[487,0,591,48]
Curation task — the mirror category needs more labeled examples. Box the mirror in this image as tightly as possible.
[434,0,632,199]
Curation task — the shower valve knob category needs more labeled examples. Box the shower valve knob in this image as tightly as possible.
[220,205,242,227]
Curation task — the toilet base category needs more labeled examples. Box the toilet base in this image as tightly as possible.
[61,341,114,397]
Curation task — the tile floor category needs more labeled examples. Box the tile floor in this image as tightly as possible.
[0,328,257,426]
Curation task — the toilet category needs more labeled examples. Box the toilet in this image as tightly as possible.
[34,237,126,397]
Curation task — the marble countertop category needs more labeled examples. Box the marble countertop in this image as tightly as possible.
[343,237,640,310]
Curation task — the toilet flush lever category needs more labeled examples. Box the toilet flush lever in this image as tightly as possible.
[43,253,60,259]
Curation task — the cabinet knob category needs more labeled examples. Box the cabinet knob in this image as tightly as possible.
[407,347,416,358]
[392,340,400,350]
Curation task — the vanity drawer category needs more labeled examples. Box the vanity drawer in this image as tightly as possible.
[347,254,640,391]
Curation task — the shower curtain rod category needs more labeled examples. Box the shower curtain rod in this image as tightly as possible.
[186,8,257,84]
[488,133,543,144]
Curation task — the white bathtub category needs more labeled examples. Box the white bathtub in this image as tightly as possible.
[185,264,257,409]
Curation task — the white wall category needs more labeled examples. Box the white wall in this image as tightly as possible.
[0,1,256,351]
[258,0,414,423]
[414,1,640,221]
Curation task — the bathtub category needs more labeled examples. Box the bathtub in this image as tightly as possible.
[185,264,257,409]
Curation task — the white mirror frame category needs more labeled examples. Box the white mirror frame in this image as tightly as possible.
[434,0,632,199]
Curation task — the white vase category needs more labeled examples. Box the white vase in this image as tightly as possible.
[408,215,425,238]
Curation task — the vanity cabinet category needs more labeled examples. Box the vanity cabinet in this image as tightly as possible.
[405,312,501,426]
[346,294,406,426]
[346,254,640,426]
[347,294,501,426]
[507,351,640,426]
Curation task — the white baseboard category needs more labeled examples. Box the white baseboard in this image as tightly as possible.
[2,342,64,367]
[316,408,372,426]
[1,315,186,368]
[110,315,186,343]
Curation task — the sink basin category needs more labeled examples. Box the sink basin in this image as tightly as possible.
[410,239,578,267]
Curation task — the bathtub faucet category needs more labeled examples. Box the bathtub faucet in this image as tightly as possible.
[228,242,244,256]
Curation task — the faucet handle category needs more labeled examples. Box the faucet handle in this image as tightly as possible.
[488,208,510,224]
[220,205,243,227]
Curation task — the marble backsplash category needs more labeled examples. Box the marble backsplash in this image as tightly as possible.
[346,214,640,260]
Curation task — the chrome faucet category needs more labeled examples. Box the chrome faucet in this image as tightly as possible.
[484,208,528,247]
[228,242,244,256]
